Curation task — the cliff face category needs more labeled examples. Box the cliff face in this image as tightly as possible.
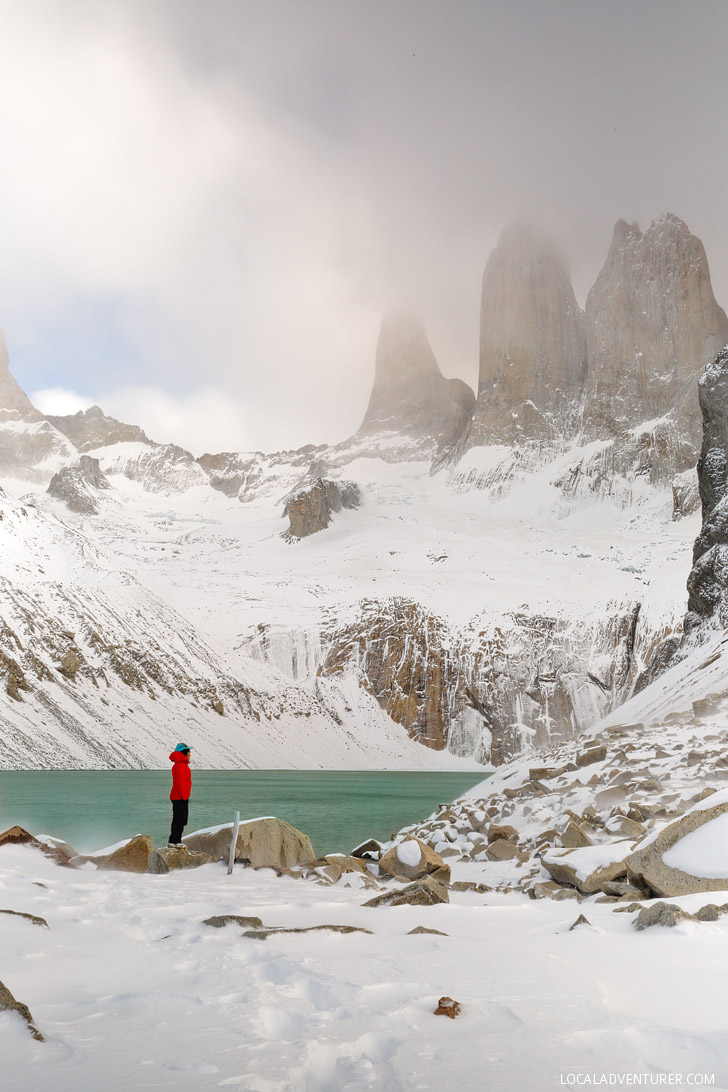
[458,222,586,451]
[46,405,152,451]
[686,348,728,633]
[357,311,475,453]
[583,215,728,440]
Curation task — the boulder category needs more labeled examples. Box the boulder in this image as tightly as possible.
[633,902,694,930]
[0,979,43,1041]
[408,926,448,936]
[147,846,214,873]
[486,838,518,862]
[184,817,315,871]
[626,787,728,897]
[575,745,607,768]
[98,835,152,874]
[560,821,593,849]
[604,815,646,840]
[542,841,632,894]
[529,880,581,902]
[487,824,518,843]
[379,838,446,882]
[364,875,449,908]
[0,826,76,866]
[350,838,383,860]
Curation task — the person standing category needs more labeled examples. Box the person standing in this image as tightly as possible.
[168,744,192,847]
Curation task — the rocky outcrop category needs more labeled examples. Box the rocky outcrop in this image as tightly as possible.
[47,455,111,514]
[284,477,361,539]
[583,214,728,440]
[357,311,474,452]
[98,442,208,494]
[686,348,728,632]
[456,222,586,452]
[46,404,152,451]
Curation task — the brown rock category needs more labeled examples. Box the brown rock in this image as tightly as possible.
[98,835,152,874]
[569,914,593,931]
[633,902,694,930]
[0,979,44,1041]
[486,838,518,862]
[529,881,581,902]
[0,826,76,866]
[408,926,448,936]
[560,821,593,849]
[203,914,264,929]
[575,745,607,768]
[487,824,519,844]
[0,909,48,928]
[379,838,446,882]
[246,924,373,940]
[184,817,315,871]
[364,875,449,908]
[542,842,632,894]
[147,846,214,873]
[434,996,461,1018]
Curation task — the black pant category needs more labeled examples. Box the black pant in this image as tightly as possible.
[170,799,189,845]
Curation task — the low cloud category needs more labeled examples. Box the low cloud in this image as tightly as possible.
[31,387,95,417]
[2,2,728,453]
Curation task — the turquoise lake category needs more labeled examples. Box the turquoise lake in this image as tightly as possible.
[0,770,489,856]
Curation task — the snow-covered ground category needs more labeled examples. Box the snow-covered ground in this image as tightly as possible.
[3,830,728,1091]
[0,431,697,767]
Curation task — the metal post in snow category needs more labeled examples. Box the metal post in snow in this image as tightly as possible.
[227,810,240,875]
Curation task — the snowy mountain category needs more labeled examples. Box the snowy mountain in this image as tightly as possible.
[1,212,726,770]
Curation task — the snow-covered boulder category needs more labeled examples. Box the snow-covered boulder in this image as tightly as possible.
[626,788,728,897]
[542,841,634,894]
[184,817,315,871]
[378,837,447,881]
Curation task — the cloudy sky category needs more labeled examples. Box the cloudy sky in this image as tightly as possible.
[0,0,726,454]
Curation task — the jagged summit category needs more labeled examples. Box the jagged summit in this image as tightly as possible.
[0,330,41,422]
[583,213,728,439]
[46,404,153,452]
[357,310,475,452]
[454,220,586,453]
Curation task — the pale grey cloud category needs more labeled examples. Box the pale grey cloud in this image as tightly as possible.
[1,0,727,451]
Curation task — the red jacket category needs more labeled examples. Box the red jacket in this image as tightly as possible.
[169,751,191,801]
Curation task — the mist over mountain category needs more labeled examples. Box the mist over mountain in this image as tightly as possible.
[1,209,726,770]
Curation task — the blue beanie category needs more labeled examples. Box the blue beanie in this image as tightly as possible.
[174,743,191,752]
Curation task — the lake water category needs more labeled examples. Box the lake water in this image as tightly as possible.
[0,770,489,856]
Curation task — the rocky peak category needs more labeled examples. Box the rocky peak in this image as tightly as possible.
[583,213,728,438]
[0,331,41,422]
[47,455,111,515]
[685,347,728,633]
[357,310,475,452]
[46,404,152,452]
[455,220,586,452]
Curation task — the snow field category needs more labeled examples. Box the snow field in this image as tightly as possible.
[2,844,728,1091]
